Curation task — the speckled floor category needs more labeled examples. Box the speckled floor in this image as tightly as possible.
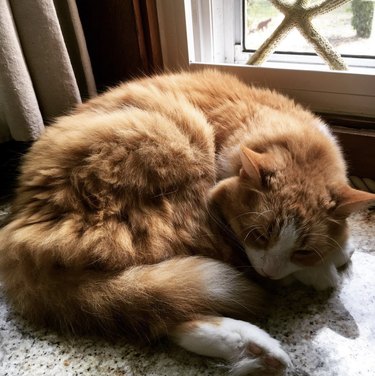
[0,209,374,376]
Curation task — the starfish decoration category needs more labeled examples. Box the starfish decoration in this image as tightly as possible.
[246,0,352,70]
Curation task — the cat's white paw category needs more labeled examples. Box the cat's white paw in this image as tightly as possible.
[229,339,291,375]
[172,316,291,375]
[228,324,291,376]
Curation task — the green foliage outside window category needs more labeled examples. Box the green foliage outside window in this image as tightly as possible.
[352,0,374,38]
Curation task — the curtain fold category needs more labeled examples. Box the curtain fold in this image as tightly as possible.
[53,0,96,99]
[0,0,44,141]
[0,0,96,143]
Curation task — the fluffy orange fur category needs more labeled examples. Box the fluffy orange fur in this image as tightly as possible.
[0,70,374,346]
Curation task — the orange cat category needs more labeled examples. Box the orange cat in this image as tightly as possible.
[0,70,374,375]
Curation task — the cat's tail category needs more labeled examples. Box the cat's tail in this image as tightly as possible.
[0,255,266,342]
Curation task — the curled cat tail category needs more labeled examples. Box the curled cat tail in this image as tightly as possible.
[0,255,266,342]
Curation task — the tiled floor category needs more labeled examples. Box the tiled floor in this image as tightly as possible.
[0,210,374,376]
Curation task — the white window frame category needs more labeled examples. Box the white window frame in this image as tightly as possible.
[156,0,375,118]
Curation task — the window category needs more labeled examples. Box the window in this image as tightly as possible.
[243,0,375,72]
[156,0,375,118]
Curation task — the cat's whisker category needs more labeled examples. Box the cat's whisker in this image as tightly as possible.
[328,217,344,226]
[241,183,264,197]
[242,225,265,242]
[230,209,272,220]
[206,207,245,250]
[308,232,344,252]
[243,228,259,243]
[220,296,260,315]
[152,188,179,198]
[207,208,230,234]
[240,224,264,234]
[309,246,325,264]
[254,209,274,220]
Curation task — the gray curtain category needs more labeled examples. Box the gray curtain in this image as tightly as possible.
[0,0,96,142]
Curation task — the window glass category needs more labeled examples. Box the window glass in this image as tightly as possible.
[244,0,375,59]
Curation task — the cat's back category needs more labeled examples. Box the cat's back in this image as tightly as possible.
[15,91,215,207]
[75,70,302,150]
[76,70,277,115]
[77,69,300,112]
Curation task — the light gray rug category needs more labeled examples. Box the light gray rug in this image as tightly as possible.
[0,211,374,376]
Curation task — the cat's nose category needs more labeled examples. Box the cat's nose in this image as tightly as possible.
[261,267,272,278]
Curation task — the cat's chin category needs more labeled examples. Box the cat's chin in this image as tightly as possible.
[253,267,294,281]
[257,266,340,290]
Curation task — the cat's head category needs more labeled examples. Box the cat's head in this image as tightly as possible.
[210,145,375,280]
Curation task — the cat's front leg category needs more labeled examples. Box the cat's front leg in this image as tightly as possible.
[293,239,354,290]
[293,262,339,290]
[171,315,291,375]
[332,238,355,269]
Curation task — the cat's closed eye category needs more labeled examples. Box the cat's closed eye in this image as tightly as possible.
[291,249,321,265]
[249,229,268,244]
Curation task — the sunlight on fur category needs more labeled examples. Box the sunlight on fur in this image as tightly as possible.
[0,70,374,375]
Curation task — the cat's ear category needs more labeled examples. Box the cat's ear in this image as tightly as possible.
[334,185,375,218]
[240,146,268,189]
